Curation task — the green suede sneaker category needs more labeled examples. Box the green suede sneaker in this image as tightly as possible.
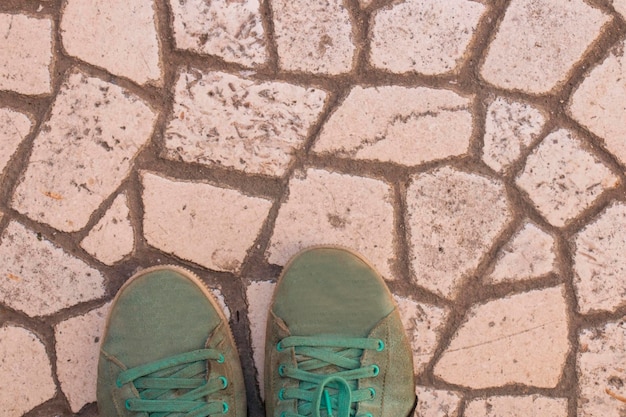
[97,266,246,417]
[264,247,416,417]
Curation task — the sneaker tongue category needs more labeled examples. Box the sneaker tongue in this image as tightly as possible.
[273,249,394,337]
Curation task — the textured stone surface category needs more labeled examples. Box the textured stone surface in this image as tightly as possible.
[271,0,355,74]
[0,14,53,95]
[574,203,626,314]
[169,0,266,67]
[267,168,396,278]
[80,193,134,265]
[164,70,327,177]
[0,221,105,317]
[481,0,609,94]
[516,129,619,227]
[394,295,449,375]
[370,0,485,75]
[413,386,462,417]
[482,98,546,173]
[569,39,626,165]
[55,303,111,412]
[434,286,569,389]
[12,70,157,232]
[487,222,556,284]
[578,319,626,417]
[142,172,272,272]
[406,167,511,298]
[60,0,162,85]
[313,86,473,166]
[0,108,32,173]
[464,395,568,417]
[246,280,276,400]
[0,325,56,417]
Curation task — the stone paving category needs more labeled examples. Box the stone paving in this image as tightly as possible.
[0,0,625,416]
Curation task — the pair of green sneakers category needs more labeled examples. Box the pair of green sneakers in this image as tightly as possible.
[97,247,416,417]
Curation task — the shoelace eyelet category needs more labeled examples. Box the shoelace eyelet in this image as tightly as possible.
[278,388,286,400]
[115,378,123,388]
[217,353,225,363]
[364,413,373,417]
[369,387,376,400]
[222,401,229,413]
[278,364,286,376]
[125,399,132,410]
[377,339,385,351]
[371,364,380,376]
[280,413,287,417]
[219,376,228,389]
[276,341,284,351]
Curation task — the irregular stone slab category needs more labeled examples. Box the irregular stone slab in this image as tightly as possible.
[370,0,485,75]
[0,108,32,172]
[0,14,53,95]
[406,167,511,299]
[80,193,134,265]
[482,97,546,173]
[0,221,105,316]
[61,0,162,85]
[516,129,619,227]
[164,70,327,177]
[246,280,276,399]
[487,222,556,284]
[142,172,272,272]
[465,395,568,417]
[413,386,462,417]
[267,169,396,278]
[0,325,56,417]
[55,303,111,412]
[569,39,626,165]
[394,295,449,375]
[12,70,157,232]
[270,0,355,74]
[313,86,473,166]
[434,286,569,389]
[481,0,609,94]
[578,319,626,417]
[169,0,266,67]
[574,203,626,314]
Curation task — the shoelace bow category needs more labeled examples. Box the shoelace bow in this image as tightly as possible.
[116,349,229,417]
[276,336,384,417]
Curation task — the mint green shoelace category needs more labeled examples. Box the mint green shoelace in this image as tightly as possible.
[276,336,384,417]
[116,349,229,417]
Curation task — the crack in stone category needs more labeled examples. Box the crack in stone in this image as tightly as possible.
[444,319,563,353]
